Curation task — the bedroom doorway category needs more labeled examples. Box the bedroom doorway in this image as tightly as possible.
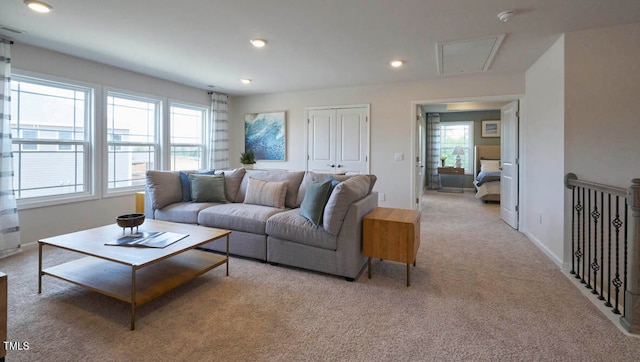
[411,96,522,230]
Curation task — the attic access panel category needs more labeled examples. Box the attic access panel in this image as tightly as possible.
[436,34,505,76]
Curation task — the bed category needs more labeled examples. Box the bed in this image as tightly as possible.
[473,145,501,202]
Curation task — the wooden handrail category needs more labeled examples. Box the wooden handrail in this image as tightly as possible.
[564,173,627,198]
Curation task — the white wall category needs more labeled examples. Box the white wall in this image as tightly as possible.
[564,23,640,187]
[11,43,210,244]
[229,73,525,209]
[522,35,566,266]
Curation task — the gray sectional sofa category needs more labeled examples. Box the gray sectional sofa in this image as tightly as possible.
[144,168,378,280]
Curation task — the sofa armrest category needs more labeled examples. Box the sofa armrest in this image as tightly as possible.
[335,192,378,277]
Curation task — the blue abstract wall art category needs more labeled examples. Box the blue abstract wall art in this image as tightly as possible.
[244,111,286,161]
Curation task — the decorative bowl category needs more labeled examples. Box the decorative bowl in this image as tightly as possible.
[116,213,145,233]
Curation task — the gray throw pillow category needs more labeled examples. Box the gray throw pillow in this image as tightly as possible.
[189,173,228,203]
[323,175,370,236]
[146,170,182,210]
[221,168,246,202]
[243,177,288,209]
[299,178,333,227]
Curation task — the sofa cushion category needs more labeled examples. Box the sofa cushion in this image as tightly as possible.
[299,178,332,227]
[155,201,220,224]
[266,209,337,250]
[180,169,215,202]
[235,170,305,208]
[323,175,371,236]
[189,173,227,203]
[198,203,285,234]
[243,177,288,209]
[146,170,182,210]
[216,168,245,202]
[297,172,377,205]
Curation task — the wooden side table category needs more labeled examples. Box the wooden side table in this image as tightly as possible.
[135,191,145,214]
[363,207,420,286]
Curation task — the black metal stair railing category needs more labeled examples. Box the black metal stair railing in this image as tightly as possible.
[565,174,639,334]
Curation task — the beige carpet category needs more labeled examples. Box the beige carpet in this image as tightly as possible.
[2,190,640,361]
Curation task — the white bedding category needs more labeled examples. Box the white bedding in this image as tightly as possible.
[474,180,500,199]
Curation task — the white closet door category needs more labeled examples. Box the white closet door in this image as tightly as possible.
[307,109,336,173]
[307,106,369,175]
[335,107,369,175]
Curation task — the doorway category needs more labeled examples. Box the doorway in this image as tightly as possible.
[410,96,523,230]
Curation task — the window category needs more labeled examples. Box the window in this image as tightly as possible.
[440,122,474,173]
[58,131,72,150]
[106,92,160,190]
[21,130,38,151]
[169,103,207,171]
[11,75,92,200]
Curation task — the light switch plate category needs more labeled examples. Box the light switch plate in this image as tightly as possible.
[394,153,404,161]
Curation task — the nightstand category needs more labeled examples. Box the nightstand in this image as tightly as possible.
[437,167,465,193]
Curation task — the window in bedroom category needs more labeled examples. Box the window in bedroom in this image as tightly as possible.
[106,91,160,191]
[439,121,474,174]
[169,103,207,171]
[11,74,93,201]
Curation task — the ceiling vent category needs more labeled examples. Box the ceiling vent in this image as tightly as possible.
[436,34,505,76]
[0,25,26,35]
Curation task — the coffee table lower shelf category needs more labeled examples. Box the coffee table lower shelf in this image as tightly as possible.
[41,250,226,329]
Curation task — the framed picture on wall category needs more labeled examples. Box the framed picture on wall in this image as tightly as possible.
[244,111,286,161]
[481,120,501,138]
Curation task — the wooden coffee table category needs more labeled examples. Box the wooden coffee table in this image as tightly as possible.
[38,219,231,330]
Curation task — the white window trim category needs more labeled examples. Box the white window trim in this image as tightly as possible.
[11,69,98,210]
[103,87,163,196]
[440,121,474,175]
[168,100,209,171]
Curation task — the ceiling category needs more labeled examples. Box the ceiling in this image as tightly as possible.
[1,0,639,96]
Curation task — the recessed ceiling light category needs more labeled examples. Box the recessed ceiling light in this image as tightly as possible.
[250,39,268,48]
[390,60,404,68]
[240,78,252,84]
[24,0,53,13]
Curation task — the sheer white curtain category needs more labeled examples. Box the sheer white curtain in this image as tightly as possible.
[208,92,229,169]
[0,39,21,257]
[426,113,441,190]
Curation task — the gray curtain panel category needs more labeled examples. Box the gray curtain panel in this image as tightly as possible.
[209,92,229,170]
[0,39,21,257]
[426,113,441,190]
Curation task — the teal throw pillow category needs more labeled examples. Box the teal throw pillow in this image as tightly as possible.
[189,173,227,203]
[299,178,333,227]
[180,169,215,202]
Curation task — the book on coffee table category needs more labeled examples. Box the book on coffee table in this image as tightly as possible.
[106,231,188,248]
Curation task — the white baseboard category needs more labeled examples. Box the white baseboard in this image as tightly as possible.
[524,231,563,268]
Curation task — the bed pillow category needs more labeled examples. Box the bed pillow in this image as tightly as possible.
[299,178,333,227]
[480,159,501,173]
[189,173,227,203]
[244,177,289,209]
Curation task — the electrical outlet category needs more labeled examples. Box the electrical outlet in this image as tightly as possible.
[378,192,386,202]
[394,153,404,161]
